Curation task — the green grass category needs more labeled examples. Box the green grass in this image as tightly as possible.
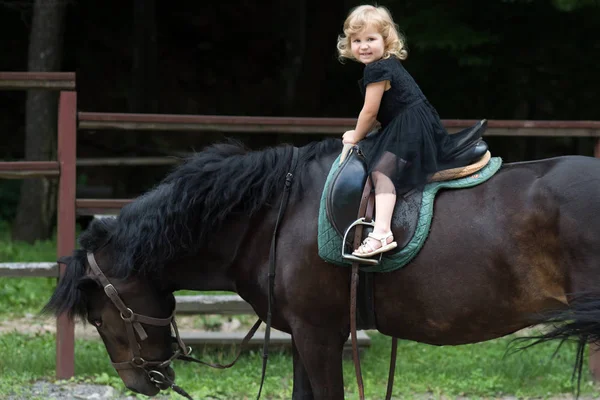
[0,331,599,399]
[0,220,58,317]
[2,221,600,398]
[0,220,57,262]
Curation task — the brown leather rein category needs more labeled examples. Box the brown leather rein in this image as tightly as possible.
[85,147,299,400]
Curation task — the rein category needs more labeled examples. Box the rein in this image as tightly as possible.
[86,146,299,400]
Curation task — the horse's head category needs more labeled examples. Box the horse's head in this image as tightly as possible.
[44,237,182,396]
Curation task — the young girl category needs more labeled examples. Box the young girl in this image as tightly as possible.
[337,5,455,258]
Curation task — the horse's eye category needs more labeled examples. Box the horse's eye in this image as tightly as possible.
[90,319,102,328]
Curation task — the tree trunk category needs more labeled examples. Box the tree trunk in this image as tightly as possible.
[12,0,67,243]
[130,0,157,113]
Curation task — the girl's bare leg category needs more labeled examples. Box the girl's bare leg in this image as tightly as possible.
[353,151,399,256]
[372,172,396,235]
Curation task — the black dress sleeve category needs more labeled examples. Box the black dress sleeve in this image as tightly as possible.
[362,59,394,86]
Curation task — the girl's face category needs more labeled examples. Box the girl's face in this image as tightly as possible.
[350,26,385,65]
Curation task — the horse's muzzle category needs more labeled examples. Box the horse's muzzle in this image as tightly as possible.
[148,366,176,390]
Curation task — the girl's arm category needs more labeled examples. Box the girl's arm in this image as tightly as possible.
[343,80,387,144]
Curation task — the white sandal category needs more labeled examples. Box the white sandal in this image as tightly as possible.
[352,231,397,258]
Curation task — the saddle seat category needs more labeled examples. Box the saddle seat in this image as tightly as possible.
[326,119,489,252]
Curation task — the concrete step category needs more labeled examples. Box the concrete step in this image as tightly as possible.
[175,294,252,314]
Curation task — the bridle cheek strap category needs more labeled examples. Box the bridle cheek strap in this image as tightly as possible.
[86,253,188,370]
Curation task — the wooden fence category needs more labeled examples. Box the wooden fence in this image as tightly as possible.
[1,71,599,380]
[0,72,77,378]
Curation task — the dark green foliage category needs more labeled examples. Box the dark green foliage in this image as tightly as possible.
[0,181,21,221]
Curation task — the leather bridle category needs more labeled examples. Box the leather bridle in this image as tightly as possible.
[86,252,195,398]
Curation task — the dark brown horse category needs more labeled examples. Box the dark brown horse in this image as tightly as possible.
[44,138,600,399]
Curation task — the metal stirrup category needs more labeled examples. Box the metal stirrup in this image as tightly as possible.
[342,218,382,266]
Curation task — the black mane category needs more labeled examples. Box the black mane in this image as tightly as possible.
[111,138,341,278]
[43,138,340,319]
[43,217,118,319]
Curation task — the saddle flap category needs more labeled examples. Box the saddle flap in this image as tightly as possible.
[326,147,422,252]
[326,148,368,238]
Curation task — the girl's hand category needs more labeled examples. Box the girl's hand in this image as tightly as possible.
[342,130,359,144]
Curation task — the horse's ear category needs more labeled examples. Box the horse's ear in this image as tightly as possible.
[77,276,101,291]
[57,256,72,265]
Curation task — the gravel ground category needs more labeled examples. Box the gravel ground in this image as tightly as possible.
[0,313,245,338]
[5,381,155,400]
[4,380,596,400]
[10,381,211,399]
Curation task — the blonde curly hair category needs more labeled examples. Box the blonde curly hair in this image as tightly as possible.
[337,5,408,63]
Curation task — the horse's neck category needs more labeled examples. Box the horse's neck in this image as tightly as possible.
[161,147,338,293]
[163,215,254,292]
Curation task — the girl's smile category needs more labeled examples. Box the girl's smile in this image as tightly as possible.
[350,27,385,64]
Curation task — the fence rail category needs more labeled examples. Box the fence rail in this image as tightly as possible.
[78,111,600,137]
[76,199,132,216]
[76,157,183,167]
[0,262,58,277]
[0,161,60,178]
[0,72,76,90]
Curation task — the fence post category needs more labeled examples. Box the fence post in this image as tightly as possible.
[591,139,600,381]
[56,90,77,379]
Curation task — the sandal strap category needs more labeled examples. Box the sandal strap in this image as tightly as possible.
[367,231,393,246]
[355,232,394,255]
[357,238,378,253]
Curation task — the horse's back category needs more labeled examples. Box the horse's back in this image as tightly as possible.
[477,155,600,216]
[518,155,600,221]
[504,154,600,180]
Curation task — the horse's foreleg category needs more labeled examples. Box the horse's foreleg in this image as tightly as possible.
[292,337,314,399]
[291,326,346,400]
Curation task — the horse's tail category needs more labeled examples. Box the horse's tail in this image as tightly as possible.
[510,294,600,396]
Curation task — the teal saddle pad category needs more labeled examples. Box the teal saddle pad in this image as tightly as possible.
[317,156,503,273]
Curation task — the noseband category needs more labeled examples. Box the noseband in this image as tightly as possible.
[86,252,194,398]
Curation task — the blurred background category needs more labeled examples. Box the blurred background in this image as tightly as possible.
[0,0,599,243]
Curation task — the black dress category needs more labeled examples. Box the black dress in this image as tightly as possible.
[358,57,453,191]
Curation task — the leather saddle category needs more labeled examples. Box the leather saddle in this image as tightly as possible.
[326,119,489,251]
